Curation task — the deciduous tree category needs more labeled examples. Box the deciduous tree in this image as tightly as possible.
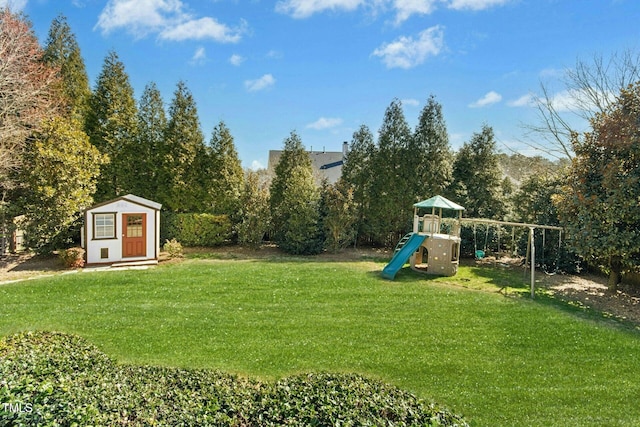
[0,8,60,198]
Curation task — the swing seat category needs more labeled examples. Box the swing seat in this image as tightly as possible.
[475,250,485,259]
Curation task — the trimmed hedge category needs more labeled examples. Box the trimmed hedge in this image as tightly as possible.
[161,212,233,247]
[0,331,469,426]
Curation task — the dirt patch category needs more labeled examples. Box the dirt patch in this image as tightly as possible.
[0,253,66,283]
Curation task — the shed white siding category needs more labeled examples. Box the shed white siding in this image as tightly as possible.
[83,195,161,265]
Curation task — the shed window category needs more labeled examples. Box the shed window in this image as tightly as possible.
[94,213,115,239]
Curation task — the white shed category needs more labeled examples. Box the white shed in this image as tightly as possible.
[82,194,162,266]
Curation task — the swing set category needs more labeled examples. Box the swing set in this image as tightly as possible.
[463,218,563,298]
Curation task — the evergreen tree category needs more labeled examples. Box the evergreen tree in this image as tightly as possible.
[269,131,323,255]
[450,125,505,219]
[319,180,357,252]
[20,117,107,253]
[555,83,640,290]
[86,50,138,202]
[160,81,207,212]
[412,95,453,199]
[42,14,91,120]
[207,121,244,217]
[368,99,414,245]
[237,169,270,249]
[135,82,167,200]
[341,124,375,242]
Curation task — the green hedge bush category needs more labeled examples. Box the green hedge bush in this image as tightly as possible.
[161,212,233,247]
[0,331,468,426]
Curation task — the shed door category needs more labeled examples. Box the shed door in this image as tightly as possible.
[122,213,146,258]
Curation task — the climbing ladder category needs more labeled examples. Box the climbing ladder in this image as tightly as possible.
[394,233,414,254]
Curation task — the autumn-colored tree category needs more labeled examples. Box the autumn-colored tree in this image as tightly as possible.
[556,83,640,290]
[0,8,60,198]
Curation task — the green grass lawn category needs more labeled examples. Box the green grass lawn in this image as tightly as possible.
[2,257,640,426]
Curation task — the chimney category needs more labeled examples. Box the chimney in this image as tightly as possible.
[342,141,349,157]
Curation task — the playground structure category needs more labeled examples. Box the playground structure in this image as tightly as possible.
[381,196,464,280]
[381,195,564,298]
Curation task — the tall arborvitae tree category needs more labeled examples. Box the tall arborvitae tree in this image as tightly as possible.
[368,99,414,245]
[42,14,91,120]
[238,169,270,249]
[269,131,323,255]
[341,124,375,243]
[412,95,453,199]
[450,124,505,219]
[160,81,207,212]
[207,121,244,217]
[134,82,167,200]
[86,50,138,202]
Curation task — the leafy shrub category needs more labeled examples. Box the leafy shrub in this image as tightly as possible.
[0,331,468,426]
[58,247,85,268]
[162,238,184,258]
[252,372,468,426]
[161,212,233,247]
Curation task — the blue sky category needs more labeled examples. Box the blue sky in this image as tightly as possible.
[6,0,640,168]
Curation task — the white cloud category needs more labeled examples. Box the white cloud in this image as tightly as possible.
[229,54,245,66]
[0,0,28,10]
[274,0,511,20]
[160,17,247,43]
[190,46,206,65]
[393,0,438,24]
[372,25,444,69]
[401,98,420,107]
[96,0,185,37]
[447,0,511,11]
[245,74,276,92]
[469,91,502,108]
[275,0,364,18]
[96,0,247,43]
[508,93,534,107]
[306,117,343,130]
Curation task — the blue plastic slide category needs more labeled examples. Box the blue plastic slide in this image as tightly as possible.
[381,233,427,280]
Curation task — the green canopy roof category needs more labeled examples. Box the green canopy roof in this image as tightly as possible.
[413,195,465,211]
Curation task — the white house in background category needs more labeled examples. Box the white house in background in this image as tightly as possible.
[82,194,162,266]
[267,142,348,185]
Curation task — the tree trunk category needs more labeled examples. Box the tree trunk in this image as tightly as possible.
[608,255,622,292]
